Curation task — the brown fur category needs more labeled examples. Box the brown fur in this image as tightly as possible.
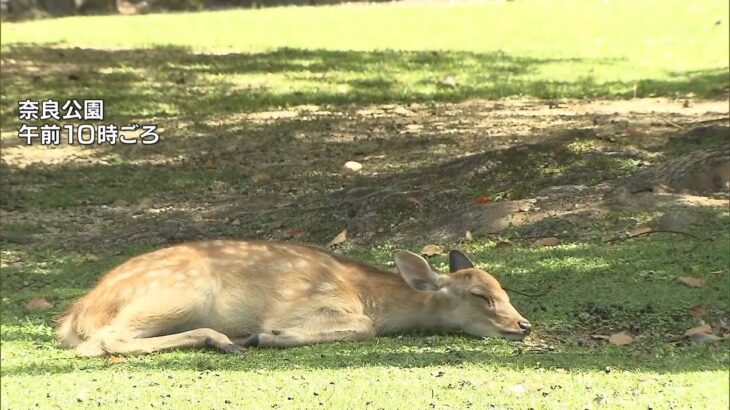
[57,240,530,356]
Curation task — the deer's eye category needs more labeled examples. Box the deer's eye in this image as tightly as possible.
[471,292,493,306]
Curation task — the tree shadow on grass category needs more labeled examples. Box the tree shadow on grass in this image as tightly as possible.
[2,45,727,129]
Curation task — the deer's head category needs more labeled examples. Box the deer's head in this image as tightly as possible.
[394,250,531,341]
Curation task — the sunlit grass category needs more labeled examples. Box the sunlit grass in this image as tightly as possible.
[1,0,728,126]
[2,220,729,408]
[2,1,727,68]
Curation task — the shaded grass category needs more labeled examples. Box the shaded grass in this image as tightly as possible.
[1,47,727,130]
[0,130,641,213]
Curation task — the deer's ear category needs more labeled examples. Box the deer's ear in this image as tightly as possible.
[393,250,444,291]
[449,250,475,273]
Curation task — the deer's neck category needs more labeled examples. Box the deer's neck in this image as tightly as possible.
[353,265,446,335]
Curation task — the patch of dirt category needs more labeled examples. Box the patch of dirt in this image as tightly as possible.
[343,123,729,244]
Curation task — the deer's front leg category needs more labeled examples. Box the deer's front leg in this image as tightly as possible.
[238,313,375,348]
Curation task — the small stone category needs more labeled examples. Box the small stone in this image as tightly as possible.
[392,106,414,116]
[343,161,363,174]
[252,172,272,183]
[439,75,458,88]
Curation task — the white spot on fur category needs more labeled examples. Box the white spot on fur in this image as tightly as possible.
[247,244,268,253]
[104,271,136,286]
[223,247,242,256]
[317,282,337,293]
[150,269,171,277]
[119,287,135,300]
[278,288,297,299]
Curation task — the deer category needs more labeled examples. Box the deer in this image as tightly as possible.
[56,240,532,356]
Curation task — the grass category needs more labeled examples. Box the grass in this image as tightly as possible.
[2,218,729,408]
[1,0,729,409]
[1,0,728,127]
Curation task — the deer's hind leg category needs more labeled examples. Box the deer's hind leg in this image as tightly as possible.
[74,293,241,357]
[238,307,375,348]
[87,327,242,356]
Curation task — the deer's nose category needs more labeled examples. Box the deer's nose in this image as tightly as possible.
[518,321,532,335]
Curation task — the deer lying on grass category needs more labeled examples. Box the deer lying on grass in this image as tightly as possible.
[57,241,531,356]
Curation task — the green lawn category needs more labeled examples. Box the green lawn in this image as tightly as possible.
[1,1,729,409]
[2,223,729,408]
[1,0,728,125]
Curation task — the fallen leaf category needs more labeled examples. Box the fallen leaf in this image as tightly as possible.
[406,197,421,207]
[327,229,347,247]
[627,226,652,237]
[533,237,559,247]
[689,332,723,344]
[685,324,712,336]
[204,159,216,170]
[689,304,708,318]
[107,356,126,364]
[626,127,648,138]
[474,196,493,205]
[677,276,707,288]
[608,331,634,346]
[420,244,445,256]
[25,297,53,311]
[464,230,474,241]
[289,228,304,238]
[495,241,512,248]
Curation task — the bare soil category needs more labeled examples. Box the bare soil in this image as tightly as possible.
[1,98,728,251]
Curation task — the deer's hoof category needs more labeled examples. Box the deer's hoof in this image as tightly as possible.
[241,333,260,347]
[220,343,244,354]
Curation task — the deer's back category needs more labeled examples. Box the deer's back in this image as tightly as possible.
[75,240,362,336]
